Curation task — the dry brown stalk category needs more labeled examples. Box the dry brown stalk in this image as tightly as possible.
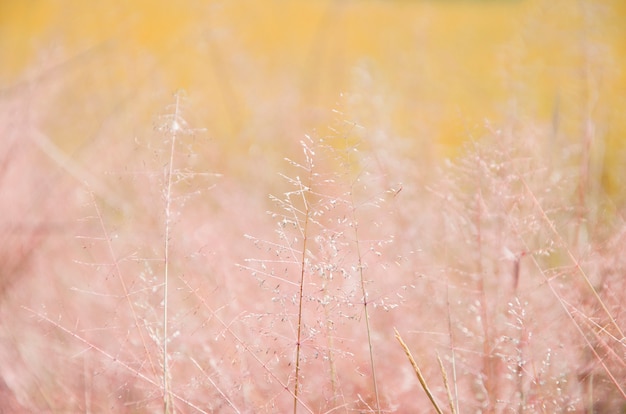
[394,328,443,414]
[437,353,457,414]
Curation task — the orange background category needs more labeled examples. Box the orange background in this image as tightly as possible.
[1,0,625,196]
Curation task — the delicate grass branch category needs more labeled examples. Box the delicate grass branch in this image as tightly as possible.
[25,307,209,414]
[90,192,159,382]
[293,173,312,414]
[177,278,315,413]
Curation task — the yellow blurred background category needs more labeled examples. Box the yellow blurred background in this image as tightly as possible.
[1,0,625,199]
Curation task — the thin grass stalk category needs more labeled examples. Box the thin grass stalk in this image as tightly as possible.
[354,227,381,413]
[473,145,495,411]
[394,328,443,414]
[161,94,183,413]
[444,269,460,414]
[190,358,241,414]
[293,172,312,414]
[437,353,457,414]
[322,288,342,409]
[342,135,380,413]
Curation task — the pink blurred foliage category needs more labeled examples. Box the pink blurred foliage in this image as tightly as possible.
[0,87,624,413]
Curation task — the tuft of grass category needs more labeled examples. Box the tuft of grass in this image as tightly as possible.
[241,122,395,412]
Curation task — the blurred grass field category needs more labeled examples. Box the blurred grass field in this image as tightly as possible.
[2,1,625,196]
[2,1,626,411]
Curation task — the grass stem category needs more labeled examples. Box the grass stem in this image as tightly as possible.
[394,328,443,414]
